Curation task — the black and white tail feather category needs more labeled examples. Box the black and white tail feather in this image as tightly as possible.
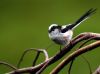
[61,8,97,33]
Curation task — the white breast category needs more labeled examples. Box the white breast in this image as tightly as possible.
[63,30,73,42]
[49,30,73,45]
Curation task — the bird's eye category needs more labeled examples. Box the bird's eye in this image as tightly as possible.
[48,26,57,33]
[48,26,56,33]
[48,25,61,33]
[51,26,56,31]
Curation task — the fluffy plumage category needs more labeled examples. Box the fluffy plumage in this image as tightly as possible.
[48,8,96,45]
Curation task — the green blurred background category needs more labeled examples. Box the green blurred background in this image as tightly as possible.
[0,0,100,74]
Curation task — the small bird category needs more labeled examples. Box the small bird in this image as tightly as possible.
[48,8,96,46]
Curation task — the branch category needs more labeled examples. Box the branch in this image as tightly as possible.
[0,61,17,70]
[50,41,100,74]
[32,51,41,66]
[17,48,48,68]
[6,32,100,74]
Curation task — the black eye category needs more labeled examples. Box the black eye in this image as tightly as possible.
[48,26,61,33]
[48,25,61,33]
[48,26,56,33]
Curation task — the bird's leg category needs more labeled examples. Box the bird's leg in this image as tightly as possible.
[69,40,73,46]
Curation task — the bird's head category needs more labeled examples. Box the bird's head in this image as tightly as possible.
[48,24,61,33]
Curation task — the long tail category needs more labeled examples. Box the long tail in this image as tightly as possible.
[62,8,97,33]
[72,8,97,30]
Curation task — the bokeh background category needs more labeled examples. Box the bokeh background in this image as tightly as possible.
[0,0,100,74]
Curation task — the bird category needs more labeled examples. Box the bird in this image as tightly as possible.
[48,8,96,47]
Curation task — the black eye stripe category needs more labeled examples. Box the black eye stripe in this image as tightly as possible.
[48,26,56,33]
[48,26,61,33]
[51,26,56,31]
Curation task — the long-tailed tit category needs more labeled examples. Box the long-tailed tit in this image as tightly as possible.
[48,8,96,46]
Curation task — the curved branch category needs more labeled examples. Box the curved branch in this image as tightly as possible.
[50,41,100,74]
[0,61,17,70]
[81,55,92,74]
[17,48,48,68]
[32,52,41,66]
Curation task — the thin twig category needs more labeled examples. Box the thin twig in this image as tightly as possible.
[81,55,92,74]
[33,51,41,66]
[17,48,49,68]
[0,61,17,70]
[17,48,34,68]
[68,59,74,74]
[45,43,54,50]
